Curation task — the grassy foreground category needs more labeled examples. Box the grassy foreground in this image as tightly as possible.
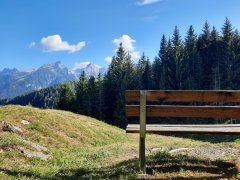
[0,105,240,179]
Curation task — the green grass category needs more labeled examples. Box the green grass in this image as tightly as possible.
[0,105,239,179]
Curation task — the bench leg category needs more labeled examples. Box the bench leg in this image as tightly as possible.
[139,90,146,174]
[139,137,146,174]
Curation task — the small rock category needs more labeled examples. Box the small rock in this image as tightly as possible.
[21,120,30,125]
[11,126,23,134]
[1,121,23,134]
[23,140,48,152]
[19,147,50,160]
[169,148,195,154]
[151,148,161,153]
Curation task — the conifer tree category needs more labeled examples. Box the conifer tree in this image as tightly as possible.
[57,83,75,111]
[87,76,97,117]
[198,21,212,89]
[165,39,175,89]
[184,25,201,89]
[95,73,104,119]
[210,26,221,89]
[221,17,234,89]
[172,26,184,89]
[103,43,129,127]
[153,34,167,89]
[75,71,89,114]
[142,57,152,89]
[232,30,240,89]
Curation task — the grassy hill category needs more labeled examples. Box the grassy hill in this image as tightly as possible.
[0,105,240,179]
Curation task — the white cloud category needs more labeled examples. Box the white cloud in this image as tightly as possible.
[37,34,86,53]
[29,42,36,48]
[113,35,135,52]
[136,0,161,5]
[112,35,140,61]
[105,56,112,63]
[130,51,140,60]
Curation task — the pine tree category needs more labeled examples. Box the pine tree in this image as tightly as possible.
[210,26,221,90]
[142,57,152,89]
[103,43,130,127]
[165,39,175,89]
[172,26,184,89]
[87,75,97,117]
[95,73,104,119]
[184,25,202,89]
[232,30,240,89]
[57,83,75,111]
[221,17,234,89]
[198,21,212,89]
[136,53,146,89]
[75,71,89,115]
[136,53,152,89]
[153,34,167,89]
[123,54,137,90]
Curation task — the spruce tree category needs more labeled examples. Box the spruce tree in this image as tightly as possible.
[165,39,175,89]
[142,57,152,89]
[172,26,184,89]
[153,34,167,89]
[103,43,129,127]
[96,73,104,119]
[198,21,212,89]
[57,83,75,111]
[232,30,240,89]
[136,53,146,89]
[184,25,201,89]
[210,26,221,89]
[75,71,89,114]
[87,75,97,117]
[221,17,234,89]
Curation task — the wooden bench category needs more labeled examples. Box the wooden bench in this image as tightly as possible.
[125,90,240,174]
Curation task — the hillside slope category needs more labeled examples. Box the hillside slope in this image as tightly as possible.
[0,106,239,179]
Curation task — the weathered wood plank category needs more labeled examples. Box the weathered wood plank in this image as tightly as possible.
[126,90,240,103]
[126,105,240,118]
[126,124,240,135]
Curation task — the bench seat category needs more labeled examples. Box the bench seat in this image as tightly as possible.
[126,124,240,135]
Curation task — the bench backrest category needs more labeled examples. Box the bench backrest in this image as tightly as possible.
[125,90,240,119]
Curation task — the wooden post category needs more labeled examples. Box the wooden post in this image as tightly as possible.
[139,90,146,174]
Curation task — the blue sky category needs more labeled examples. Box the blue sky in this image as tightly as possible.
[0,0,240,70]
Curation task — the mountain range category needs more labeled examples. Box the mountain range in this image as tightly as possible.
[0,61,107,98]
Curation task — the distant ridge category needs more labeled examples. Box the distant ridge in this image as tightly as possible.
[0,61,106,98]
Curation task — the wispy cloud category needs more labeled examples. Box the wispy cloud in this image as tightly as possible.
[141,15,158,22]
[136,0,161,6]
[30,34,86,53]
[29,42,36,48]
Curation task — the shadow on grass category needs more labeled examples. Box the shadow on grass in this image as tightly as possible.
[55,151,238,179]
[176,134,240,144]
[0,168,44,179]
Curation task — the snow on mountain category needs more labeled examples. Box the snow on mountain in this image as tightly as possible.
[71,61,107,78]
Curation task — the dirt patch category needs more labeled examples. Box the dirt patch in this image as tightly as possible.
[169,145,240,161]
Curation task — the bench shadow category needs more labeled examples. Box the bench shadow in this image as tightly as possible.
[55,152,238,179]
[175,134,240,144]
[0,168,44,179]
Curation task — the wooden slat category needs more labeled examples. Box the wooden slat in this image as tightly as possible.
[126,90,240,103]
[126,105,240,118]
[126,124,240,135]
